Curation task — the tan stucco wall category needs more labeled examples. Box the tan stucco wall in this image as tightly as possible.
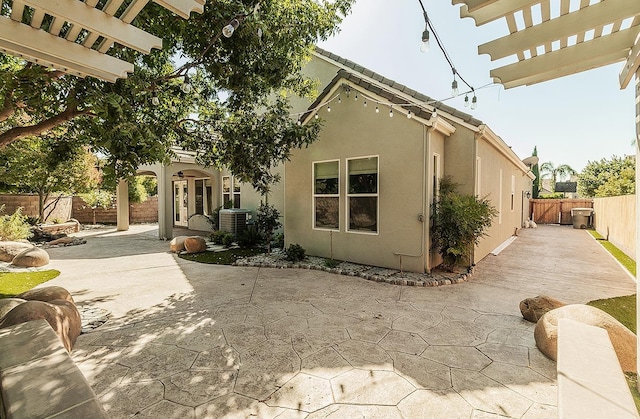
[473,139,532,262]
[287,55,345,115]
[444,128,476,195]
[233,165,286,230]
[285,90,428,272]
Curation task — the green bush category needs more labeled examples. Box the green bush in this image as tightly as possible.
[272,233,285,250]
[210,230,234,245]
[0,206,33,241]
[238,227,263,247]
[324,259,340,269]
[431,176,498,271]
[256,202,282,253]
[285,243,306,262]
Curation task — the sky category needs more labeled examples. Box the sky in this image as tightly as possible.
[317,0,636,173]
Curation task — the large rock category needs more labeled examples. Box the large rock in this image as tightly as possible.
[520,295,566,323]
[535,304,637,372]
[184,236,207,254]
[0,241,34,262]
[170,236,189,253]
[17,286,74,304]
[0,298,26,319]
[0,299,81,352]
[48,237,76,246]
[11,247,50,267]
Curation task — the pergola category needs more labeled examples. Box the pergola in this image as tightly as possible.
[0,0,205,83]
[453,0,640,392]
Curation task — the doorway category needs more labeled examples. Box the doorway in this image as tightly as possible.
[173,180,188,227]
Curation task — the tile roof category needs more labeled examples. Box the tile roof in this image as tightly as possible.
[308,47,483,127]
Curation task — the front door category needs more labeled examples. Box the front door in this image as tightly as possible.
[174,180,188,227]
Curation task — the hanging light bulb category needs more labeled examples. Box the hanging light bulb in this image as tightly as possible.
[297,120,302,126]
[315,114,319,120]
[181,77,192,94]
[354,93,358,101]
[431,108,437,119]
[151,96,160,106]
[407,110,412,119]
[389,106,394,118]
[338,96,341,104]
[420,28,430,53]
[327,105,331,112]
[464,95,469,108]
[451,79,458,97]
[363,99,367,107]
[222,19,240,38]
[170,105,177,113]
[471,95,477,110]
[375,105,379,113]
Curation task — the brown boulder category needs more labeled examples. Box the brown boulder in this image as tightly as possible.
[184,236,207,254]
[170,236,188,253]
[11,247,50,267]
[520,295,566,323]
[17,286,74,304]
[534,304,637,372]
[0,241,34,262]
[0,299,81,352]
[48,237,76,246]
[0,298,26,318]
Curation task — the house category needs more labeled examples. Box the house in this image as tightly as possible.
[132,48,533,273]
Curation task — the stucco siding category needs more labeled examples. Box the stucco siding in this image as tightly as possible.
[285,92,427,272]
[444,129,475,195]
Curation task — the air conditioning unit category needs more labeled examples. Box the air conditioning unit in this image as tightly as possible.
[219,209,250,238]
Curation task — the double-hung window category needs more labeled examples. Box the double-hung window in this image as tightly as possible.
[222,176,241,208]
[313,160,340,230]
[347,156,378,233]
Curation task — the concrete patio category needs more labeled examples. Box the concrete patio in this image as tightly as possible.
[42,224,636,418]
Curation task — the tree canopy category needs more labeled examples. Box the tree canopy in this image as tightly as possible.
[578,155,635,198]
[540,161,576,192]
[0,1,354,194]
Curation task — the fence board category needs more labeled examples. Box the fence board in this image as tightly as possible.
[530,199,593,225]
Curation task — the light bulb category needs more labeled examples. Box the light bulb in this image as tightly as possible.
[151,96,160,106]
[338,96,341,104]
[315,114,319,120]
[451,79,458,96]
[327,106,331,112]
[297,120,302,126]
[431,108,437,119]
[389,108,393,118]
[222,19,239,38]
[181,81,192,94]
[407,111,412,119]
[170,105,177,113]
[420,29,430,53]
[364,99,367,107]
[354,93,358,101]
[471,95,477,110]
[375,106,379,113]
[464,95,469,107]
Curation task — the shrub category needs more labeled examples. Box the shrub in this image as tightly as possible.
[256,202,282,253]
[0,206,33,241]
[431,176,498,271]
[285,243,306,262]
[324,259,340,269]
[272,233,284,249]
[238,227,263,247]
[210,230,234,245]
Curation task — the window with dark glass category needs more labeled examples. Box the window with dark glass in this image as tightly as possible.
[313,160,339,230]
[347,156,378,233]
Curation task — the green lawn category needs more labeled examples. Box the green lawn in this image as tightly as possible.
[0,270,60,298]
[178,247,263,265]
[588,230,636,276]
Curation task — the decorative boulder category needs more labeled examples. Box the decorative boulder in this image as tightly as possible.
[0,299,81,352]
[170,236,189,253]
[48,237,76,246]
[0,241,34,262]
[534,304,637,372]
[17,286,74,304]
[520,295,566,323]
[11,247,50,267]
[184,236,207,254]
[0,298,26,319]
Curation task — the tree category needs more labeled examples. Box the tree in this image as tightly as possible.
[256,202,282,254]
[578,155,635,197]
[0,1,354,193]
[531,146,540,198]
[540,162,577,192]
[431,177,498,271]
[0,134,99,221]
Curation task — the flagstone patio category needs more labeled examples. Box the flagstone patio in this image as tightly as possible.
[41,224,636,418]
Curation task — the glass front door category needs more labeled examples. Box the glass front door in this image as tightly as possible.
[174,180,188,226]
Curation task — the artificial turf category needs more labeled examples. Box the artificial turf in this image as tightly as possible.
[0,270,60,298]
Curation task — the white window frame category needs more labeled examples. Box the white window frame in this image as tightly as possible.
[498,169,503,225]
[432,153,441,206]
[222,175,241,208]
[511,175,516,212]
[346,155,379,235]
[312,159,340,231]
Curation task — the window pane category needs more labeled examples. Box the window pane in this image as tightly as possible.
[195,180,204,215]
[315,197,339,229]
[223,177,231,193]
[349,197,377,232]
[223,193,231,206]
[234,194,241,209]
[348,157,377,194]
[314,161,339,194]
[233,180,241,193]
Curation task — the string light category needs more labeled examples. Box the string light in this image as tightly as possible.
[464,95,469,108]
[375,105,379,113]
[327,105,331,112]
[364,99,367,107]
[471,94,477,110]
[389,106,394,118]
[420,11,430,53]
[338,96,341,104]
[451,70,458,97]
[151,96,160,106]
[407,110,412,119]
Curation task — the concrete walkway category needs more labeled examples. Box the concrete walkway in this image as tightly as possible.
[43,225,636,418]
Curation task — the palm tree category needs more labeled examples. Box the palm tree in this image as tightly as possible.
[540,162,577,192]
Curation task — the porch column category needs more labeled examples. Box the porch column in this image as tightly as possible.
[636,68,640,388]
[116,178,129,231]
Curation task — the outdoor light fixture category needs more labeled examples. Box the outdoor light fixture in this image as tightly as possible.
[327,105,331,112]
[375,105,379,113]
[389,106,394,118]
[451,78,458,96]
[151,96,160,106]
[181,76,192,94]
[407,110,412,119]
[338,96,341,104]
[471,95,477,110]
[363,99,367,107]
[464,95,469,107]
[222,19,240,38]
[420,11,430,53]
[177,171,184,178]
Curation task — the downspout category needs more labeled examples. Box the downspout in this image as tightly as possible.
[471,130,480,265]
[394,123,428,273]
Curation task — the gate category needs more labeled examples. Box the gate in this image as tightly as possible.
[529,199,593,225]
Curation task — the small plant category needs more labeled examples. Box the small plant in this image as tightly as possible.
[51,218,64,224]
[210,230,234,245]
[285,243,306,262]
[0,206,33,241]
[324,259,340,269]
[25,216,40,226]
[256,202,282,254]
[238,227,263,248]
[223,200,234,209]
[272,233,285,250]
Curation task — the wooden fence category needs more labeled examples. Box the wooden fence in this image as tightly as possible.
[529,199,594,225]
